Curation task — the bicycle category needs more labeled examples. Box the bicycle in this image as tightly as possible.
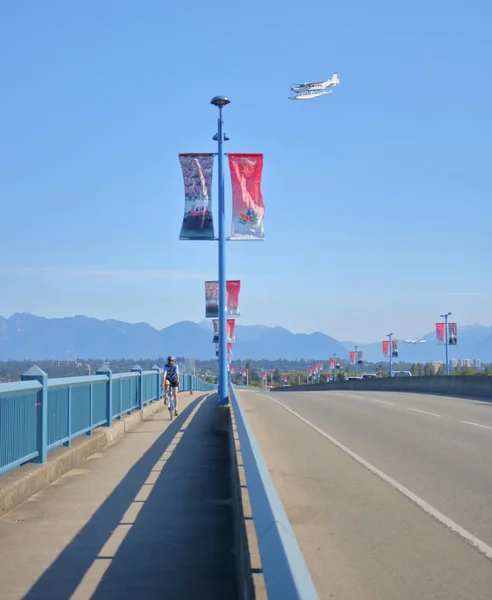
[167,386,176,420]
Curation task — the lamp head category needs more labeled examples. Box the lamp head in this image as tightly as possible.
[210,96,230,107]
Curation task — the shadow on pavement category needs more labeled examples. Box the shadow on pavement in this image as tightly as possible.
[23,394,238,600]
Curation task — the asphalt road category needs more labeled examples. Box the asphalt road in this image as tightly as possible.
[238,389,492,600]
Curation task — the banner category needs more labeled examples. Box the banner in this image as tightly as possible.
[262,371,267,380]
[329,358,335,369]
[357,351,363,364]
[212,318,235,343]
[205,280,241,318]
[448,322,458,345]
[227,280,241,317]
[436,323,446,344]
[227,342,233,356]
[314,363,319,373]
[230,365,235,375]
[228,153,265,240]
[308,367,313,376]
[382,341,390,356]
[392,340,399,357]
[242,367,247,377]
[319,363,324,371]
[215,343,219,357]
[205,281,219,318]
[349,351,356,365]
[179,153,215,240]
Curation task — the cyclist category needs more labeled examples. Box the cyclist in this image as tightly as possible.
[162,356,180,416]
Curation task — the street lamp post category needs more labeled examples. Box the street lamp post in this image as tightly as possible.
[440,312,452,375]
[333,353,337,383]
[387,333,393,378]
[354,344,358,377]
[211,96,230,405]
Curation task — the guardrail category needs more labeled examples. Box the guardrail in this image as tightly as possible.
[0,364,216,477]
[229,384,319,600]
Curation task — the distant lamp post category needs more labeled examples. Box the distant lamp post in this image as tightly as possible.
[387,333,393,377]
[440,312,452,375]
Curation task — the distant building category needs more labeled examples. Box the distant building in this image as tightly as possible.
[185,357,196,374]
[432,361,444,373]
[449,358,458,369]
[474,359,482,369]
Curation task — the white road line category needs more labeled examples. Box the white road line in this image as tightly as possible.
[406,407,442,418]
[461,421,492,431]
[263,394,492,562]
[370,398,395,406]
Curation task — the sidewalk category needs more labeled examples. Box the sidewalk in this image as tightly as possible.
[0,392,238,600]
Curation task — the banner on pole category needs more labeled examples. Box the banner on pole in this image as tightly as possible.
[314,363,319,373]
[205,280,241,318]
[319,363,324,371]
[308,367,313,376]
[392,340,399,357]
[179,153,215,240]
[228,153,265,240]
[230,365,235,375]
[205,281,219,318]
[436,323,446,344]
[448,322,458,345]
[349,351,356,365]
[357,351,363,364]
[212,318,235,343]
[242,367,247,376]
[329,358,335,369]
[382,341,390,356]
[227,280,241,317]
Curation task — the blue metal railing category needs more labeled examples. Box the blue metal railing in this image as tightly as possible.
[229,384,319,600]
[0,365,216,477]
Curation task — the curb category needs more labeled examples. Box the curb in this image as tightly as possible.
[0,397,167,516]
[229,399,267,600]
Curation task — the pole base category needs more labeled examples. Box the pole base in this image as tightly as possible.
[214,404,230,434]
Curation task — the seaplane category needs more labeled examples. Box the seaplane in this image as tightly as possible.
[402,339,427,344]
[289,72,339,100]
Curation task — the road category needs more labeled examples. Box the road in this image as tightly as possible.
[238,389,492,600]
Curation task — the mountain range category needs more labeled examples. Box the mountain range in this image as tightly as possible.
[0,313,491,363]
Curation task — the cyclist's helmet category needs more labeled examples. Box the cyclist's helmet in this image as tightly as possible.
[168,355,175,362]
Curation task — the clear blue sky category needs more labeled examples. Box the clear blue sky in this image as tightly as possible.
[1,0,490,342]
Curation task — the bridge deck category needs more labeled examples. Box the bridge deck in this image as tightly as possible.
[0,393,237,600]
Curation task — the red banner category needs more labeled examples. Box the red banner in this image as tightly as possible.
[230,365,235,374]
[382,341,390,356]
[357,351,363,364]
[448,322,458,345]
[228,153,265,240]
[308,367,313,375]
[242,368,247,376]
[329,358,335,369]
[262,371,267,380]
[436,323,445,344]
[226,280,241,317]
[349,351,356,365]
[314,363,319,373]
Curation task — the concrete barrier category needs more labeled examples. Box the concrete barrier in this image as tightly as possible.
[227,396,266,600]
[270,376,492,401]
[0,396,167,516]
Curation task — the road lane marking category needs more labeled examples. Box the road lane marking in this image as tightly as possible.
[406,408,442,418]
[264,394,492,562]
[461,421,492,431]
[370,398,395,406]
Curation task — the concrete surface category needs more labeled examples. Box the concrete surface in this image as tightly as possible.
[215,403,231,433]
[0,397,167,516]
[0,392,238,600]
[239,389,492,600]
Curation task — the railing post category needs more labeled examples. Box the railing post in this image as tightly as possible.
[87,383,94,436]
[96,366,113,427]
[151,365,161,402]
[131,365,144,411]
[22,366,48,464]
